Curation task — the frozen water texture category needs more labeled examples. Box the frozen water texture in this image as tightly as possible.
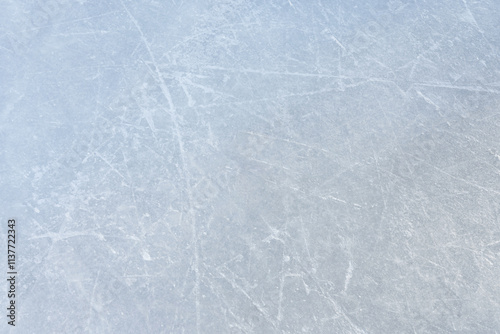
[1,0,500,333]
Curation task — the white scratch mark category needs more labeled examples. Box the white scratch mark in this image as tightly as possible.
[343,261,354,294]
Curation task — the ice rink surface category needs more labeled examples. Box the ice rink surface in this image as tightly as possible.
[1,0,500,333]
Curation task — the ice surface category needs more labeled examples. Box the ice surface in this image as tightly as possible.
[1,0,500,333]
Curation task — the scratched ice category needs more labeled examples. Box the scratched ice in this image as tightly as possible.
[1,0,500,333]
